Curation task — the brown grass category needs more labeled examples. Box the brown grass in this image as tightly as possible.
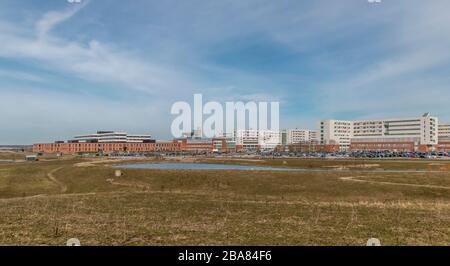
[0,156,449,246]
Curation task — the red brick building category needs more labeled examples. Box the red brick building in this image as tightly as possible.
[176,139,213,153]
[436,141,450,152]
[349,141,416,152]
[33,141,181,154]
[175,137,235,153]
[287,142,340,153]
[349,141,448,153]
[33,138,237,154]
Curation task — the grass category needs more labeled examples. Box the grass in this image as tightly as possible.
[0,151,28,160]
[0,155,449,245]
[196,157,450,171]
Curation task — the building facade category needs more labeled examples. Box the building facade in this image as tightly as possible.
[437,123,450,152]
[350,113,438,152]
[33,141,181,154]
[320,113,439,152]
[234,130,259,151]
[319,120,353,151]
[285,129,319,144]
[439,123,450,141]
[436,141,450,152]
[234,130,281,151]
[33,129,240,155]
[259,130,281,150]
[33,130,179,154]
[176,138,213,153]
[287,142,340,153]
[72,131,153,143]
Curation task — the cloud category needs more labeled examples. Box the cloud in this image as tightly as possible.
[0,3,196,96]
[0,69,45,82]
[0,4,200,143]
[36,1,88,38]
[310,0,450,123]
[0,88,170,144]
[1,0,450,142]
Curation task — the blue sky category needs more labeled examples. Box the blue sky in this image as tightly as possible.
[1,0,450,144]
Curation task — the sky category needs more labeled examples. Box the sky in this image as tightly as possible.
[1,0,450,144]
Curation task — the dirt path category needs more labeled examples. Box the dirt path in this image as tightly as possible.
[106,178,151,190]
[339,176,450,190]
[47,167,67,193]
[0,191,132,203]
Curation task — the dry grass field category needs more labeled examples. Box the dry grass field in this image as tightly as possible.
[0,153,449,246]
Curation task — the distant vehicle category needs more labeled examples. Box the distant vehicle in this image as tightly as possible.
[25,155,38,161]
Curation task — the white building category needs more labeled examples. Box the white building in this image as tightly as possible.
[285,129,319,144]
[439,123,450,141]
[319,120,353,151]
[72,131,153,143]
[320,113,439,151]
[182,128,203,139]
[234,130,259,150]
[259,130,282,150]
[234,129,281,151]
[352,113,438,146]
[126,134,154,143]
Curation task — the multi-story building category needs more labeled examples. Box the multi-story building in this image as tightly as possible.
[438,123,450,152]
[234,129,281,151]
[350,113,438,152]
[33,141,181,154]
[320,113,439,152]
[174,132,237,154]
[32,130,182,154]
[439,123,450,141]
[72,131,153,143]
[259,130,281,150]
[281,130,287,145]
[285,129,318,144]
[34,128,242,154]
[213,136,236,153]
[319,120,353,151]
[176,138,213,153]
[310,130,319,143]
[234,130,259,151]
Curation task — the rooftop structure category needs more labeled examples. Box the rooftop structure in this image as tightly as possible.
[71,131,153,143]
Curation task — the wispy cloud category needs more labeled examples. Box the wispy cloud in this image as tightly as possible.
[0,3,196,96]
[0,87,170,144]
[305,0,450,122]
[1,0,450,143]
[0,69,45,82]
[36,1,88,38]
